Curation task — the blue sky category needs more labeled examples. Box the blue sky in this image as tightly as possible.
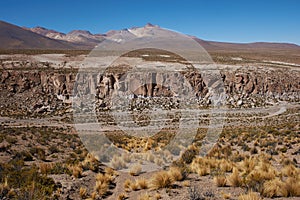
[1,0,300,45]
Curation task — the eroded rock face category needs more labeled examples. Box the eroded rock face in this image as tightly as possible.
[0,60,299,117]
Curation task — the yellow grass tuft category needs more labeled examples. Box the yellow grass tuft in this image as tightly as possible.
[94,181,109,197]
[124,179,132,190]
[238,192,262,200]
[168,167,183,181]
[117,193,128,200]
[104,167,118,177]
[285,177,300,197]
[96,173,112,183]
[82,153,98,171]
[214,175,227,187]
[227,167,242,187]
[222,192,231,199]
[281,164,297,177]
[154,193,162,199]
[111,155,127,170]
[79,187,88,199]
[151,171,173,189]
[182,180,190,187]
[197,166,210,176]
[68,164,83,178]
[129,164,142,176]
[262,178,288,198]
[136,178,148,189]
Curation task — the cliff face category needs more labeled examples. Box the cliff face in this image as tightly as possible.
[0,60,299,117]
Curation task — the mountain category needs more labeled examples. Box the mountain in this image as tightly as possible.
[0,21,75,49]
[1,20,300,54]
[27,27,104,48]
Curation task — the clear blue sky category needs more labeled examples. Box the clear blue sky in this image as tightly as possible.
[1,0,300,45]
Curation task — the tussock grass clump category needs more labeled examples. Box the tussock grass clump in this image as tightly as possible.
[123,179,141,191]
[262,178,288,198]
[238,192,262,200]
[281,164,297,177]
[96,173,113,184]
[168,167,184,181]
[104,167,118,177]
[219,159,233,172]
[197,166,210,176]
[79,187,87,199]
[227,167,242,187]
[285,177,300,197]
[214,175,227,187]
[94,181,109,197]
[117,193,128,200]
[130,182,139,191]
[93,172,114,197]
[81,153,99,172]
[151,171,173,189]
[136,178,148,189]
[129,164,142,176]
[124,179,132,191]
[39,162,53,174]
[68,164,83,178]
[110,155,127,170]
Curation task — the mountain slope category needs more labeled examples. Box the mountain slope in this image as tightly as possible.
[0,21,75,49]
[1,20,300,54]
[27,27,104,48]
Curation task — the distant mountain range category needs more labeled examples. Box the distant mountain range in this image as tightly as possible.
[1,20,300,52]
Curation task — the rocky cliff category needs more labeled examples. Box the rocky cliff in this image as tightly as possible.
[0,60,299,117]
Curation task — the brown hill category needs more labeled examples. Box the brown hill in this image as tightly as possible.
[0,21,75,49]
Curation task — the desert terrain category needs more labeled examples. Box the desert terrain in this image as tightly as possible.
[0,20,299,200]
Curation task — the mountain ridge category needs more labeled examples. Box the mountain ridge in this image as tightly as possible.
[0,20,300,52]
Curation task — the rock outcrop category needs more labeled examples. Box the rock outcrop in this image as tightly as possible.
[0,60,299,117]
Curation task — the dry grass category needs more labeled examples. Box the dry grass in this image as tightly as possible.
[68,164,83,178]
[138,193,152,200]
[93,172,114,197]
[238,192,262,200]
[197,166,210,176]
[281,164,297,177]
[124,179,132,190]
[219,159,233,172]
[227,167,242,187]
[39,162,53,174]
[105,167,117,177]
[182,180,190,187]
[0,178,15,199]
[117,193,128,200]
[154,193,162,199]
[150,171,173,189]
[168,167,184,181]
[79,187,88,199]
[81,153,98,171]
[285,177,300,197]
[129,181,139,191]
[111,155,127,170]
[222,192,231,199]
[129,164,142,176]
[262,178,288,198]
[94,181,109,197]
[96,173,112,183]
[214,175,227,187]
[136,178,148,189]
